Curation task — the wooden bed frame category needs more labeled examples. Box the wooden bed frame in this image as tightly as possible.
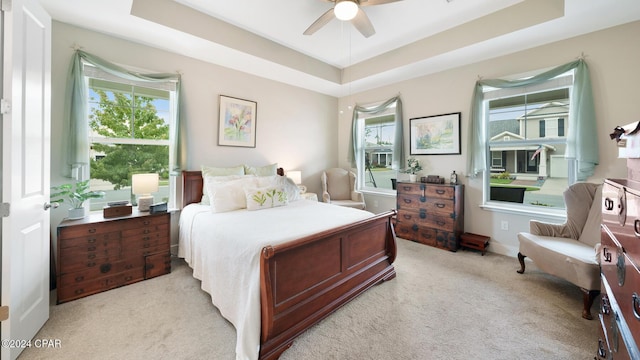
[182,170,397,360]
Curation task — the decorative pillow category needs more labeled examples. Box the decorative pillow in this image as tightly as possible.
[244,163,277,176]
[256,175,301,202]
[206,176,257,213]
[200,165,246,204]
[244,186,288,211]
[202,174,251,206]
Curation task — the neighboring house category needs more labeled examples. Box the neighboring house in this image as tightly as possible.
[489,102,568,179]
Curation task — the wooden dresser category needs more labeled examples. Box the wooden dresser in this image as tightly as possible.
[56,210,171,304]
[395,181,464,251]
[597,179,640,359]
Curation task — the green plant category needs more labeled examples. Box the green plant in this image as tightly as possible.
[50,180,105,209]
[401,157,423,175]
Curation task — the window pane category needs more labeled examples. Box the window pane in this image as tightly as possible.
[363,114,396,190]
[487,88,570,208]
[89,144,169,210]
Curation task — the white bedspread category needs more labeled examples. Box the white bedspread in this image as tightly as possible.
[178,200,373,360]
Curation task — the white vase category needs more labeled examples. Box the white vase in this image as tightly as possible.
[409,174,417,182]
[68,207,86,220]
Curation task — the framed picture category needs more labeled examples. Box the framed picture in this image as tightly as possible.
[409,112,461,155]
[218,95,257,147]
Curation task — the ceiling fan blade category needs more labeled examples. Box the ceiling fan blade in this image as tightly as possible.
[351,8,375,38]
[303,8,336,35]
[359,0,403,6]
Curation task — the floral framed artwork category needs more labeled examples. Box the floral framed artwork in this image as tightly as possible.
[218,95,257,147]
[409,112,461,155]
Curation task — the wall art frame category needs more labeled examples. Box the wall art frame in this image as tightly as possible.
[409,112,461,155]
[218,95,257,148]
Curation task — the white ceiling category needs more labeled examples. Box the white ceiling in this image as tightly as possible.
[39,0,640,97]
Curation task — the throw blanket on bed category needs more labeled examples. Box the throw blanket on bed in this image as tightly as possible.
[178,200,373,360]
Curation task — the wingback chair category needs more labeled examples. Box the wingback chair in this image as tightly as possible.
[321,168,366,210]
[516,182,602,320]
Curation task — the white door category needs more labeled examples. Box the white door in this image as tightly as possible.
[0,0,52,358]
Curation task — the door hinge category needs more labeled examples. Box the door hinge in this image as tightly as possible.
[1,0,12,12]
[0,203,9,217]
[0,306,8,321]
[1,99,11,115]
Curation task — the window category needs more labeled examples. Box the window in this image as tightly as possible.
[352,98,402,194]
[484,75,573,209]
[85,66,177,211]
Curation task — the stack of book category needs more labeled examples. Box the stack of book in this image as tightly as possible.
[103,200,132,218]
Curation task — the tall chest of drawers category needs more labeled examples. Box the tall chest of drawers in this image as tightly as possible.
[597,179,640,359]
[395,181,464,251]
[56,211,171,304]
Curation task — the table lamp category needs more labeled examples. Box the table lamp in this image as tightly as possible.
[132,173,159,212]
[287,170,306,193]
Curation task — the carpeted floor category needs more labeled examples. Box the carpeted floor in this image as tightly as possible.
[19,239,599,359]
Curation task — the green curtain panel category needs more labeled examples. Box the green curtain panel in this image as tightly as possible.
[349,96,404,172]
[63,50,182,178]
[466,59,598,181]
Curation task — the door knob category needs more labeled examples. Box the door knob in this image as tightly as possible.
[44,202,59,210]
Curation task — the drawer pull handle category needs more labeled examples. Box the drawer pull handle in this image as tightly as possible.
[436,221,445,226]
[402,186,412,191]
[75,276,84,282]
[633,293,640,320]
[75,289,84,295]
[88,229,97,234]
[435,203,445,208]
[143,229,151,234]
[635,219,640,237]
[88,254,96,260]
[597,339,607,358]
[604,198,614,211]
[100,263,112,274]
[601,295,611,315]
[411,224,419,231]
[125,276,133,281]
[87,262,96,267]
[602,247,612,263]
[402,214,412,220]
[403,199,412,204]
[143,236,150,241]
[87,246,96,251]
[126,264,133,269]
[144,243,151,248]
[88,238,96,243]
[436,189,445,195]
[143,220,150,225]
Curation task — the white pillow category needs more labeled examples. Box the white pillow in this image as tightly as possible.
[205,176,257,212]
[244,163,277,176]
[245,185,288,211]
[200,165,246,204]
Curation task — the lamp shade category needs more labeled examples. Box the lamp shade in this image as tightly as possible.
[132,173,159,195]
[287,170,302,185]
[334,0,358,21]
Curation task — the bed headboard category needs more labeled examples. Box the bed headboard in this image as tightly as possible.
[182,168,285,207]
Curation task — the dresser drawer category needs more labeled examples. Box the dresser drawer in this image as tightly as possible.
[122,235,169,252]
[121,223,169,238]
[396,183,456,199]
[396,209,455,232]
[118,214,169,230]
[394,222,458,250]
[59,240,122,270]
[397,194,455,215]
[58,221,120,239]
[59,257,144,287]
[57,268,144,303]
[145,252,171,279]
[59,231,120,249]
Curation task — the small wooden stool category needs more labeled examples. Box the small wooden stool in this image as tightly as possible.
[460,232,490,255]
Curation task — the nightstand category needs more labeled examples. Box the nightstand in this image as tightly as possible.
[300,192,318,201]
[56,209,171,303]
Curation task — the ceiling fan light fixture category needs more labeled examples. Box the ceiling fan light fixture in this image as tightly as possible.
[334,0,358,21]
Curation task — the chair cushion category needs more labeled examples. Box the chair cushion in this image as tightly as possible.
[325,169,351,200]
[329,199,366,210]
[518,232,600,290]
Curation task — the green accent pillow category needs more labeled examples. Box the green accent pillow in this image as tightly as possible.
[244,186,288,211]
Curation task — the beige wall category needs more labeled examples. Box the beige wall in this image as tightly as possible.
[338,21,640,256]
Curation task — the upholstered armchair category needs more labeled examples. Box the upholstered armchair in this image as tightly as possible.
[516,182,602,319]
[321,168,366,210]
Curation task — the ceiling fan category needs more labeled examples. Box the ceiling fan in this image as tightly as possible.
[303,0,403,38]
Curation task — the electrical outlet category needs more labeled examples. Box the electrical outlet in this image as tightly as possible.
[501,221,509,231]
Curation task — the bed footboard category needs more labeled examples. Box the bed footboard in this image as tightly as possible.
[258,210,397,360]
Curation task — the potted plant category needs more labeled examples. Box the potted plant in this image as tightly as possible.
[50,179,105,219]
[401,157,423,182]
